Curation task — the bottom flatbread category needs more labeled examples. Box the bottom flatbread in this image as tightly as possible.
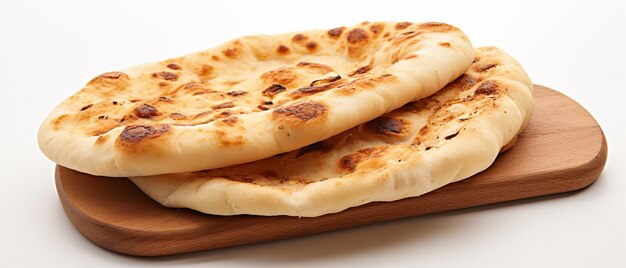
[130,47,534,217]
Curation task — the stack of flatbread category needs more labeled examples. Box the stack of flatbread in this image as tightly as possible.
[38,21,533,217]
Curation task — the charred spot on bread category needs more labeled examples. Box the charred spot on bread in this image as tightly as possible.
[134,104,159,118]
[277,45,290,54]
[80,104,93,111]
[166,63,181,70]
[337,147,385,172]
[212,102,235,110]
[152,72,179,81]
[395,22,412,30]
[262,84,286,96]
[100,72,125,79]
[198,64,214,77]
[227,90,248,96]
[327,27,344,38]
[223,48,239,58]
[169,112,186,120]
[273,102,327,121]
[88,72,130,86]
[292,34,308,43]
[474,81,499,96]
[310,75,341,86]
[444,131,460,140]
[306,41,318,51]
[347,28,368,43]
[369,23,385,35]
[118,124,170,143]
[448,74,480,90]
[349,65,371,76]
[366,117,404,135]
[296,75,343,95]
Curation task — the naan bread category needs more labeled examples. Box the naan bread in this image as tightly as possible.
[131,47,534,217]
[38,21,473,177]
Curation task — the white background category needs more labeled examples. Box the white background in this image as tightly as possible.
[1,0,625,267]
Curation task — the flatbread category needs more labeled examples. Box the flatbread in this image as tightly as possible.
[38,21,474,177]
[130,47,534,217]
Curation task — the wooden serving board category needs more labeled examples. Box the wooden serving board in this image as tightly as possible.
[55,85,607,256]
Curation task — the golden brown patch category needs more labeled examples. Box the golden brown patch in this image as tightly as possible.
[446,74,480,92]
[183,82,201,89]
[211,55,220,61]
[369,23,385,35]
[366,117,404,135]
[296,62,334,73]
[292,34,308,43]
[338,147,385,172]
[52,114,69,129]
[88,72,130,88]
[349,65,371,76]
[474,80,500,96]
[134,104,159,118]
[369,73,398,84]
[227,90,248,96]
[214,129,245,147]
[395,22,412,30]
[215,110,232,118]
[152,72,178,81]
[327,27,344,38]
[223,48,239,58]
[273,102,327,121]
[215,116,239,127]
[262,84,286,96]
[169,113,186,120]
[192,90,209,96]
[166,63,181,70]
[257,103,272,111]
[346,28,369,58]
[403,54,418,60]
[212,102,235,110]
[193,111,211,119]
[306,41,318,51]
[198,64,214,77]
[474,63,497,72]
[277,45,290,54]
[95,135,107,145]
[295,75,343,95]
[157,96,172,103]
[347,28,368,43]
[439,42,451,47]
[310,75,342,86]
[418,22,454,32]
[260,67,297,85]
[223,80,242,86]
[117,124,170,144]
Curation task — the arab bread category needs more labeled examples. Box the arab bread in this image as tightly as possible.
[38,21,473,177]
[131,47,534,217]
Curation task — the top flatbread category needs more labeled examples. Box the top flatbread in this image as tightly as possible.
[38,21,473,177]
[130,47,534,217]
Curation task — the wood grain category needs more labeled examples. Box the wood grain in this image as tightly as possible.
[54,85,607,256]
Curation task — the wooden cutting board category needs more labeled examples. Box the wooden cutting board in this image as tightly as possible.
[55,85,607,256]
